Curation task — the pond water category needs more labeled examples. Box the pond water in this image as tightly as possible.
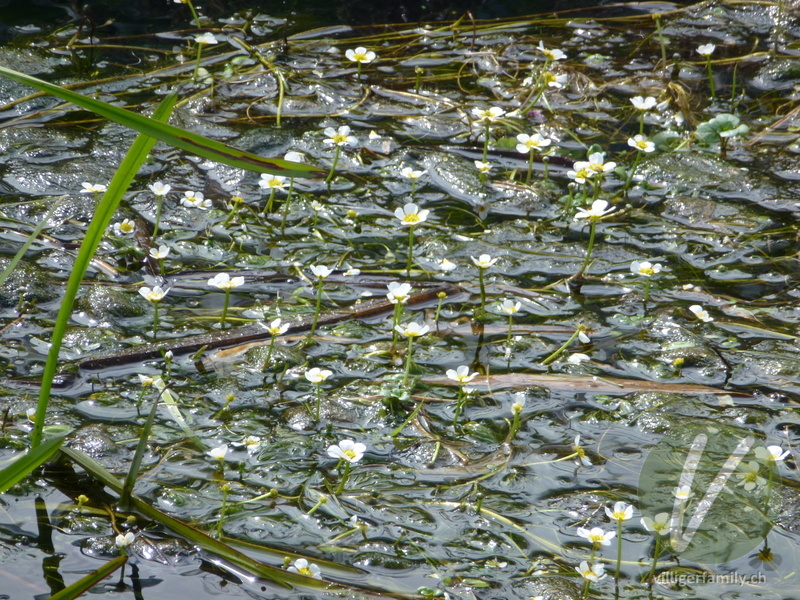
[1,1,800,599]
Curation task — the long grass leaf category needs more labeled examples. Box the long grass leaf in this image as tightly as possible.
[120,398,159,509]
[0,436,63,493]
[0,196,66,286]
[46,556,127,600]
[60,447,410,598]
[0,65,322,178]
[31,93,178,448]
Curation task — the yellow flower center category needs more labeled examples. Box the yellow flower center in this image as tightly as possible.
[640,267,655,275]
[344,449,357,460]
[332,133,349,144]
[402,214,421,224]
[353,52,369,62]
[543,71,556,84]
[635,140,649,150]
[299,567,312,577]
[575,168,591,180]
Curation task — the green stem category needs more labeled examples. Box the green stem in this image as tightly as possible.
[647,536,662,584]
[614,520,623,581]
[644,277,651,302]
[625,150,642,190]
[309,278,324,340]
[220,289,230,328]
[402,335,414,389]
[152,301,160,341]
[390,394,425,437]
[193,45,203,82]
[526,151,534,184]
[478,268,486,314]
[452,386,466,427]
[153,195,162,237]
[433,292,446,331]
[639,112,645,135]
[541,326,584,365]
[315,384,322,420]
[265,188,276,214]
[483,121,490,162]
[706,57,716,99]
[216,485,229,538]
[325,145,341,185]
[506,313,514,353]
[186,0,201,28]
[654,15,667,63]
[263,336,276,372]
[335,462,351,494]
[579,220,597,277]
[391,302,403,351]
[406,226,415,276]
[280,178,295,234]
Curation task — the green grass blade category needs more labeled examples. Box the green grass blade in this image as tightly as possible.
[30,93,178,448]
[0,65,322,178]
[120,397,159,509]
[0,196,66,286]
[0,435,63,493]
[46,556,127,600]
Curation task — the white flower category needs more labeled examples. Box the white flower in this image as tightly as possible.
[628,135,655,153]
[537,41,566,61]
[641,512,672,535]
[689,304,713,322]
[586,152,616,174]
[630,260,662,277]
[267,318,289,336]
[287,558,322,579]
[305,367,332,384]
[208,445,229,460]
[543,71,567,88]
[471,254,497,269]
[345,47,376,64]
[327,439,366,463]
[577,526,616,547]
[115,532,136,548]
[310,265,333,279]
[697,43,716,56]
[515,133,552,154]
[323,125,358,147]
[208,272,245,290]
[395,321,430,338]
[394,203,429,226]
[474,160,492,174]
[567,353,590,364]
[578,331,590,343]
[499,299,521,315]
[81,182,107,194]
[605,501,634,522]
[181,191,212,210]
[138,374,157,387]
[149,245,170,260]
[674,485,692,500]
[284,151,305,163]
[471,106,506,122]
[149,181,171,196]
[573,434,592,466]
[194,32,218,45]
[113,219,135,236]
[576,561,606,582]
[439,258,457,272]
[736,461,767,491]
[567,162,592,184]
[511,394,525,414]
[244,435,261,449]
[259,174,286,190]
[630,96,657,111]
[139,286,168,302]
[756,445,791,462]
[401,166,426,180]
[574,200,616,221]
[446,365,477,385]
[386,282,412,304]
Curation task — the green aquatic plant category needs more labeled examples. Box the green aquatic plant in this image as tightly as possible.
[695,113,749,155]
